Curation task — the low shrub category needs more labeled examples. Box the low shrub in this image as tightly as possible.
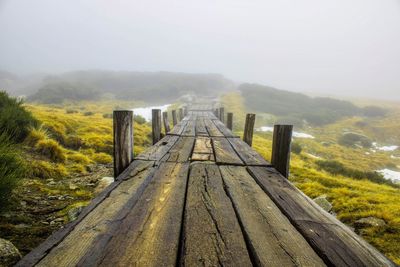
[66,109,78,114]
[0,133,26,207]
[92,152,113,164]
[67,153,92,165]
[28,160,68,179]
[25,126,49,146]
[103,113,113,119]
[134,115,147,125]
[65,135,84,149]
[338,132,372,148]
[0,91,38,142]
[83,111,94,116]
[35,139,66,162]
[291,142,302,154]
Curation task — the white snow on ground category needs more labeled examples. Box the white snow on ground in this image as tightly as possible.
[372,142,399,152]
[257,126,315,139]
[377,169,400,183]
[132,104,171,121]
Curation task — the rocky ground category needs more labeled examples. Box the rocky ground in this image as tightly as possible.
[0,164,113,266]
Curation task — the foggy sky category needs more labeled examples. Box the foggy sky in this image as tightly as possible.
[1,0,400,99]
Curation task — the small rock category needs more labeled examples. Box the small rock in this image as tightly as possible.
[47,195,58,200]
[0,238,22,266]
[355,217,386,228]
[47,181,57,186]
[69,184,78,190]
[67,206,85,222]
[313,195,332,213]
[94,177,114,194]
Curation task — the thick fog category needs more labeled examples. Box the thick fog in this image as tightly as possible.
[1,0,400,99]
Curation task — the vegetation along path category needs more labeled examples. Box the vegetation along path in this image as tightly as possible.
[17,104,395,266]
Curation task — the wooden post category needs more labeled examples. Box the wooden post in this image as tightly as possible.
[271,125,293,178]
[152,109,162,145]
[219,107,225,123]
[215,108,220,120]
[243,113,256,146]
[183,106,188,116]
[179,108,184,121]
[113,110,133,178]
[227,112,233,130]
[162,111,170,134]
[172,110,178,126]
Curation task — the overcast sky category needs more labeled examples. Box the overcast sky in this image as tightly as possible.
[1,0,399,99]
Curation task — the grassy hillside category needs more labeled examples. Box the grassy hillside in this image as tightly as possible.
[222,91,400,263]
[27,71,233,104]
[0,97,153,256]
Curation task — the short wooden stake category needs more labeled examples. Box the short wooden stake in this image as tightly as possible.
[172,110,178,126]
[162,111,170,134]
[271,125,293,178]
[184,106,188,116]
[179,108,184,121]
[219,107,225,123]
[113,110,133,178]
[215,108,220,119]
[243,113,256,146]
[152,109,162,145]
[227,112,233,130]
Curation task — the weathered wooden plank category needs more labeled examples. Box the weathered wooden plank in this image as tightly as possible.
[172,110,178,126]
[152,109,162,145]
[195,117,208,136]
[220,166,325,267]
[162,111,170,134]
[271,124,293,178]
[78,162,189,267]
[247,166,395,267]
[136,135,179,161]
[243,113,256,146]
[228,137,270,166]
[227,112,233,130]
[191,137,214,161]
[161,137,195,163]
[168,120,188,135]
[19,160,155,267]
[213,119,238,137]
[182,119,196,136]
[181,163,252,266]
[113,110,134,177]
[213,137,243,165]
[204,118,224,137]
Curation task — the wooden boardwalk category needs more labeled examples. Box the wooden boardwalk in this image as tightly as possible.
[18,106,395,267]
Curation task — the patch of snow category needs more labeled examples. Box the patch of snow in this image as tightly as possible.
[372,142,398,152]
[306,153,322,159]
[377,169,400,183]
[132,104,171,121]
[391,155,400,159]
[256,126,315,139]
[365,152,370,155]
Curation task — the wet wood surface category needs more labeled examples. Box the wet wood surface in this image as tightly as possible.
[19,106,395,267]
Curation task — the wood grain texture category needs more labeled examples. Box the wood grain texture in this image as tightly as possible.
[36,161,156,267]
[181,119,196,136]
[220,166,325,267]
[191,137,214,161]
[152,109,162,145]
[161,137,195,163]
[136,135,179,161]
[213,137,243,165]
[213,119,237,138]
[243,113,255,146]
[228,137,270,166]
[204,118,224,137]
[271,124,293,178]
[227,112,233,130]
[78,162,189,267]
[195,117,208,136]
[17,160,155,267]
[113,110,134,177]
[181,163,252,266]
[247,166,395,267]
[172,110,178,126]
[162,111,171,134]
[168,120,188,136]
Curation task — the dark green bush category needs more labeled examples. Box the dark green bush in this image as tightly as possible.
[134,115,147,125]
[362,106,387,117]
[338,132,372,148]
[291,142,302,154]
[0,133,25,208]
[0,91,38,142]
[83,111,94,116]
